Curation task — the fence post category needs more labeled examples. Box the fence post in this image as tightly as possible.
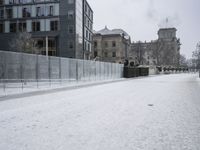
[95,61,97,81]
[20,53,24,91]
[59,57,62,85]
[68,59,70,83]
[104,62,106,80]
[36,54,39,88]
[83,60,85,82]
[199,69,200,78]
[48,56,51,87]
[3,53,6,93]
[76,59,79,82]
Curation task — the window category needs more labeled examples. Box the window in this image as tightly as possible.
[8,0,13,4]
[34,0,44,3]
[84,16,88,26]
[69,41,73,49]
[0,9,4,19]
[41,6,45,16]
[0,22,3,33]
[94,41,97,48]
[32,21,40,31]
[49,6,53,16]
[68,10,74,20]
[9,0,19,4]
[89,33,91,41]
[112,52,116,57]
[22,7,31,18]
[6,8,12,19]
[50,20,58,31]
[13,0,19,4]
[37,39,44,49]
[104,52,108,57]
[46,6,54,16]
[36,7,40,16]
[84,41,86,50]
[68,25,73,34]
[87,43,90,51]
[85,4,87,12]
[48,39,56,56]
[90,22,92,30]
[10,22,17,32]
[104,42,108,47]
[94,51,97,57]
[86,30,88,38]
[19,0,32,4]
[68,0,74,4]
[18,22,27,32]
[112,41,116,47]
[0,0,3,5]
[87,19,89,28]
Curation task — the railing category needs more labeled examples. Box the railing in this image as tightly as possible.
[0,51,124,96]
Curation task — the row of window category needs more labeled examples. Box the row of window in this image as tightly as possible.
[84,14,92,30]
[84,40,91,51]
[0,0,59,5]
[0,20,58,32]
[94,41,117,48]
[94,51,117,58]
[36,38,57,56]
[0,4,58,19]
[84,28,92,41]
[84,1,92,20]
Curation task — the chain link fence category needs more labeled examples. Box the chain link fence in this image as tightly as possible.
[0,51,124,96]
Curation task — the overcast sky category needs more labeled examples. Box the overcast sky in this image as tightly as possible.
[87,0,200,58]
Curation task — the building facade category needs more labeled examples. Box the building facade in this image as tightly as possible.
[93,26,131,63]
[0,0,93,59]
[129,28,181,67]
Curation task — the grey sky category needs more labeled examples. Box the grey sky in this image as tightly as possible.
[87,0,200,58]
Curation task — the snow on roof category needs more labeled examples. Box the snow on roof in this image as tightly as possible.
[94,26,131,40]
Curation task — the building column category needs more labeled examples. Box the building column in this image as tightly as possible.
[46,36,48,56]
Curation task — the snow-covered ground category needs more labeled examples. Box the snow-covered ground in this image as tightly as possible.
[0,78,124,98]
[0,74,200,150]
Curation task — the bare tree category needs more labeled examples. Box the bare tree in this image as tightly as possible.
[179,54,188,67]
[191,42,200,77]
[162,45,177,66]
[152,39,164,66]
[135,42,145,65]
[10,32,38,54]
[152,39,179,67]
[192,42,200,68]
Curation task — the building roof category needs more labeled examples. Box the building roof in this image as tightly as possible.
[94,26,131,40]
[158,28,177,32]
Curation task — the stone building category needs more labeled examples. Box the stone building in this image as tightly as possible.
[129,28,181,67]
[93,26,131,63]
[0,0,93,59]
[129,41,157,66]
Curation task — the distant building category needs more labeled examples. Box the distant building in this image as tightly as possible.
[129,28,181,67]
[129,41,157,66]
[93,26,131,63]
[0,0,93,59]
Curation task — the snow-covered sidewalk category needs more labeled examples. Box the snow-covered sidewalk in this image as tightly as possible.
[0,74,200,150]
[0,78,125,98]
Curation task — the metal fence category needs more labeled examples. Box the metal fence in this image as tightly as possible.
[0,51,124,95]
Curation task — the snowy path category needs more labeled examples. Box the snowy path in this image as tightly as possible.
[0,74,200,150]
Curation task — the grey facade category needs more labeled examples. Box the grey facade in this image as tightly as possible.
[0,0,93,59]
[129,28,181,67]
[93,26,131,64]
